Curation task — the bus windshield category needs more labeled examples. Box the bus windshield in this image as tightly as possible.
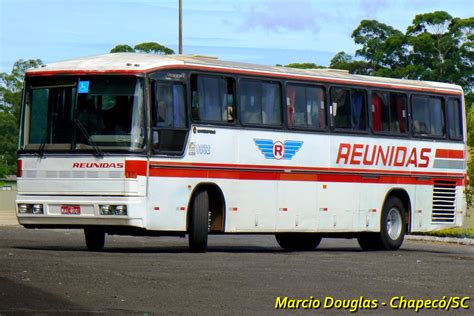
[21,76,145,152]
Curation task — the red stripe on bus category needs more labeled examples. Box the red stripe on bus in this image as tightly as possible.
[435,149,465,159]
[148,161,464,178]
[125,160,147,178]
[146,165,463,186]
[26,65,463,96]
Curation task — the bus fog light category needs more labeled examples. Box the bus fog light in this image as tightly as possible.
[18,204,30,214]
[100,205,112,215]
[114,205,127,216]
[32,204,44,214]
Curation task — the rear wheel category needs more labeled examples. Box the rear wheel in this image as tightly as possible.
[84,227,105,251]
[188,190,210,253]
[358,196,406,251]
[275,233,321,251]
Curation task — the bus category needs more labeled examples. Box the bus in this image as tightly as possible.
[16,53,467,252]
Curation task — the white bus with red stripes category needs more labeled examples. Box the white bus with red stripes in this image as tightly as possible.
[16,53,467,252]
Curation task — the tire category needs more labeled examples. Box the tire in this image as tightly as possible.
[84,227,105,251]
[358,196,406,251]
[188,190,210,253]
[275,233,321,251]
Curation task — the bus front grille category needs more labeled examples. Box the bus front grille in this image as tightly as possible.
[432,180,457,224]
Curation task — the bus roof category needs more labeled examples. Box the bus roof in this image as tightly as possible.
[26,53,463,94]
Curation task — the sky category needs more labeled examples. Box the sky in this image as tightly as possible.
[0,0,472,73]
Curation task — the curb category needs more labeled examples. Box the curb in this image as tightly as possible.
[407,235,474,246]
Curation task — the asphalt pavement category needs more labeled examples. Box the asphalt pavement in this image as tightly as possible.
[0,227,473,315]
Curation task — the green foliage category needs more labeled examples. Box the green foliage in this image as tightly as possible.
[134,42,175,55]
[110,44,135,53]
[322,11,473,93]
[329,52,372,75]
[351,19,407,75]
[110,42,175,55]
[414,228,474,238]
[284,62,324,69]
[0,59,43,177]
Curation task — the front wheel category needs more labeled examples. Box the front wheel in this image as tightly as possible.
[358,196,406,251]
[275,233,321,251]
[84,227,105,251]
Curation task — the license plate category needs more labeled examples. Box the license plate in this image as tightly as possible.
[60,205,81,215]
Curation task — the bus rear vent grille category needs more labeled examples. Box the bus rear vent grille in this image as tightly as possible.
[432,180,456,224]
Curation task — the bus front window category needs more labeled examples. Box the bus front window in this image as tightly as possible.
[22,76,145,152]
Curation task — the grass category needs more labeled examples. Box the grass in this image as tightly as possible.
[414,228,474,239]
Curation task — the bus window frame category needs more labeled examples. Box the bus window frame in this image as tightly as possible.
[446,96,463,141]
[329,85,370,135]
[283,81,329,132]
[150,79,190,156]
[410,93,447,140]
[189,73,237,126]
[237,76,284,129]
[369,89,409,137]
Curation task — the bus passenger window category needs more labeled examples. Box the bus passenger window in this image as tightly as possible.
[240,79,281,126]
[286,84,326,129]
[331,88,367,130]
[391,94,407,133]
[371,92,407,134]
[447,98,462,139]
[191,75,235,123]
[371,92,387,132]
[412,95,445,137]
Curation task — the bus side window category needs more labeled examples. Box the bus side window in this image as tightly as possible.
[391,94,407,134]
[240,79,282,126]
[286,84,326,129]
[152,81,187,153]
[153,83,186,128]
[371,92,406,134]
[412,95,445,137]
[331,88,367,131]
[371,92,386,132]
[447,98,462,140]
[191,75,235,123]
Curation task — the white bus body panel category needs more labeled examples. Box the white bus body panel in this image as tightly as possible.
[17,127,465,233]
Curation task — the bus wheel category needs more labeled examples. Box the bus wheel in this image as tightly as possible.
[275,233,321,251]
[84,227,105,251]
[358,196,406,251]
[188,190,210,253]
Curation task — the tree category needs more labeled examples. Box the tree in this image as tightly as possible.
[110,42,175,55]
[351,20,408,77]
[0,59,43,177]
[329,51,371,75]
[1,59,43,120]
[284,62,324,69]
[406,12,473,91]
[134,42,175,55]
[110,44,135,53]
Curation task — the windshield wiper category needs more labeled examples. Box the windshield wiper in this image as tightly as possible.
[73,119,104,157]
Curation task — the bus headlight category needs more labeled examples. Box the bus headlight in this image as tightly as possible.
[100,205,113,215]
[32,204,44,214]
[99,205,127,216]
[114,205,127,216]
[18,204,30,214]
[17,204,43,214]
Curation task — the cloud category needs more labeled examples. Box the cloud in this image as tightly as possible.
[237,0,320,33]
[359,0,391,14]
